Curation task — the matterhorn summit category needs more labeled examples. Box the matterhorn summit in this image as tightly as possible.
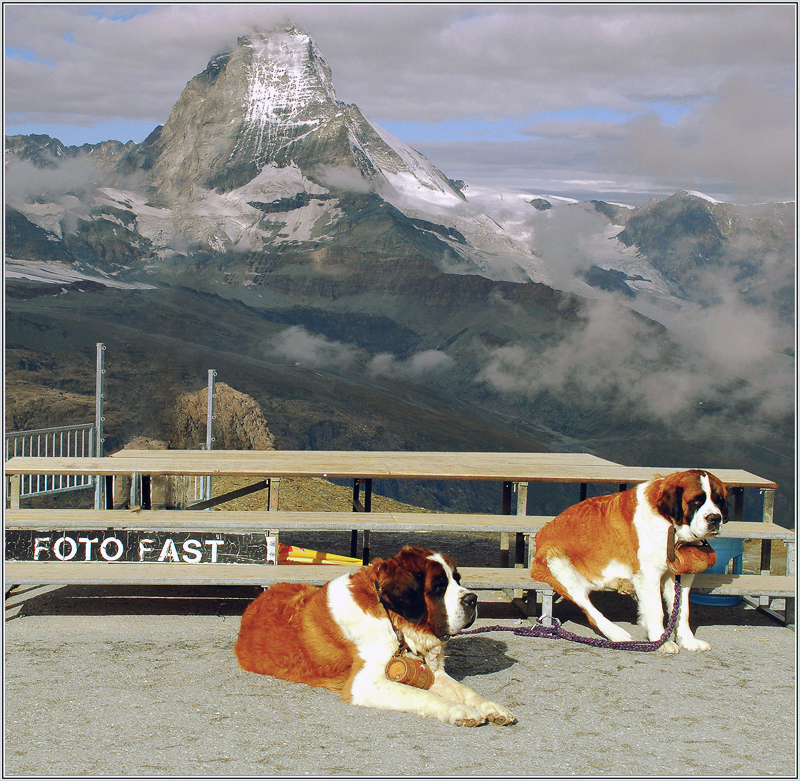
[150,25,355,196]
[147,25,465,204]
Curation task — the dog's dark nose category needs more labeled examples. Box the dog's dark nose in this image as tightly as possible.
[706,513,722,529]
[462,592,478,608]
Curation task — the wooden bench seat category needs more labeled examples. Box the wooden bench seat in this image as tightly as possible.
[2,509,552,534]
[1,561,539,590]
[690,573,795,598]
[6,508,794,625]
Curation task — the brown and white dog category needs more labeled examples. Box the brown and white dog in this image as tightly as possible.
[235,545,516,726]
[530,470,728,653]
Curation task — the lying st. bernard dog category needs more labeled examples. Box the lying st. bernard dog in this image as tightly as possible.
[530,469,728,653]
[235,545,516,726]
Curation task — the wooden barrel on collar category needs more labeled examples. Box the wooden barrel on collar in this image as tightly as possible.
[385,657,435,689]
[667,526,718,575]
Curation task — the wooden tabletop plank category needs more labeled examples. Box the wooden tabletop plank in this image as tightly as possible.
[108,450,619,465]
[4,451,778,488]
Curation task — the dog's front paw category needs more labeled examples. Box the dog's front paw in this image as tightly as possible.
[446,703,487,727]
[476,700,516,726]
[602,625,633,643]
[657,640,680,654]
[679,636,711,652]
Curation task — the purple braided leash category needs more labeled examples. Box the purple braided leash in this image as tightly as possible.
[461,576,682,653]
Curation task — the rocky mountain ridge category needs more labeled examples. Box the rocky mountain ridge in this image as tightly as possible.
[6,24,542,285]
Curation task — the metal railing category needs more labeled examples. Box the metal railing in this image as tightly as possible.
[5,423,97,499]
[5,359,218,509]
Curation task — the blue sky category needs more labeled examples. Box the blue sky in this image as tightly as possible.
[4,3,795,203]
[382,103,693,145]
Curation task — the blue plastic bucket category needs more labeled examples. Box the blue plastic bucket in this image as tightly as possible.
[688,537,744,606]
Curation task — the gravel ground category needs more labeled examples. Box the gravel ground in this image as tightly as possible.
[4,576,796,778]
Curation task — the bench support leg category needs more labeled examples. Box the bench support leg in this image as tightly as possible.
[266,533,279,564]
[362,530,371,566]
[500,533,510,568]
[8,475,21,509]
[539,591,554,625]
[784,598,795,627]
[268,478,280,511]
[759,489,776,606]
[351,478,372,561]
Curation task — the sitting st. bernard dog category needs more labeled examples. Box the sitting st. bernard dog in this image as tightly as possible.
[235,545,516,726]
[530,469,728,653]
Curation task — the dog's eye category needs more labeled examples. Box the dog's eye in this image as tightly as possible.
[430,577,447,595]
[452,571,461,584]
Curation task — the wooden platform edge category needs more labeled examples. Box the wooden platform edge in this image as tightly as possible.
[1,561,546,590]
[690,573,796,597]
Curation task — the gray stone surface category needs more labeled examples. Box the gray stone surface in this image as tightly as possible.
[4,584,796,777]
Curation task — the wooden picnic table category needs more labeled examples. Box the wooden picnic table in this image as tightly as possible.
[5,448,780,559]
[4,451,791,624]
[6,450,778,530]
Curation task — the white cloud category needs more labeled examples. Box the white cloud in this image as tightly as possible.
[369,350,454,380]
[313,165,373,193]
[4,155,105,201]
[269,326,362,369]
[475,283,793,427]
[268,328,456,382]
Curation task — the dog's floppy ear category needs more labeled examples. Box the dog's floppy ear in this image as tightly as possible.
[375,561,427,624]
[657,477,684,524]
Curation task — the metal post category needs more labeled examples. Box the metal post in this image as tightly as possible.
[205,370,216,504]
[206,369,216,451]
[94,343,106,510]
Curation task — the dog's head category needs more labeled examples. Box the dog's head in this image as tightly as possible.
[654,470,728,542]
[373,546,477,639]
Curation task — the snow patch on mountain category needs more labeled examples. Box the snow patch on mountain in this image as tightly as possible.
[366,120,463,210]
[682,189,723,204]
[5,259,156,289]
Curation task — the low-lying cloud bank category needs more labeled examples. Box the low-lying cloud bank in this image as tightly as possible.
[268,326,454,381]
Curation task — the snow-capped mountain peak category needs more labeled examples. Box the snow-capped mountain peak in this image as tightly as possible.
[238,26,338,136]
